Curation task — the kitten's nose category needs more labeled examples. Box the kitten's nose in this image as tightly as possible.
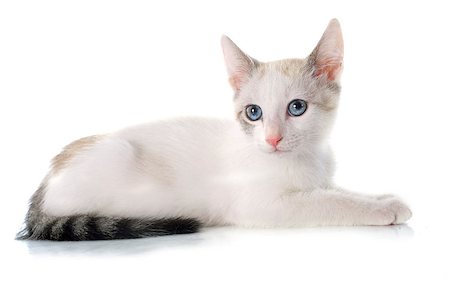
[265,135,283,147]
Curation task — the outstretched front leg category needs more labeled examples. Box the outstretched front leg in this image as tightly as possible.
[232,188,412,228]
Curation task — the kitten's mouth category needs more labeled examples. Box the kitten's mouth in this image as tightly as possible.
[276,150,291,153]
[270,148,291,154]
[259,143,292,154]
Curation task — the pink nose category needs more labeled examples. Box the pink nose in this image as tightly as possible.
[265,135,283,147]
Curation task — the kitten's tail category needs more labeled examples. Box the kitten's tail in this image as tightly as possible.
[17,184,200,241]
[16,215,201,241]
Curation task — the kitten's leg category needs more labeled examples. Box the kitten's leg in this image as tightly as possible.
[232,189,412,227]
[333,187,399,202]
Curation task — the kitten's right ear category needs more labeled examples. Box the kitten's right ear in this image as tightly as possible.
[308,19,344,82]
[221,35,259,91]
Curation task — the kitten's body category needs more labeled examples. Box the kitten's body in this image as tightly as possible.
[18,20,411,241]
[44,118,332,224]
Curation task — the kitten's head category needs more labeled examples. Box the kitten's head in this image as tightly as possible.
[222,19,343,155]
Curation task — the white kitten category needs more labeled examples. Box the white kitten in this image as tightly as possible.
[18,19,411,241]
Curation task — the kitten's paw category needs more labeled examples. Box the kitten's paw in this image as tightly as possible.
[373,197,412,225]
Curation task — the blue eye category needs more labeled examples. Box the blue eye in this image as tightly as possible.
[245,104,262,121]
[287,99,307,117]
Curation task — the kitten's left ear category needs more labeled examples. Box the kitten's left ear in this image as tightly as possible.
[221,35,259,91]
[309,19,344,81]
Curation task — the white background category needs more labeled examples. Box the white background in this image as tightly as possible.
[1,1,449,299]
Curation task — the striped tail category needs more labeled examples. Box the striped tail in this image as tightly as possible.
[17,183,200,241]
[17,215,201,241]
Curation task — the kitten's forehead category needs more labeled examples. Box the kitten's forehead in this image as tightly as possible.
[249,58,312,105]
[249,58,339,111]
[235,57,339,116]
[256,59,308,79]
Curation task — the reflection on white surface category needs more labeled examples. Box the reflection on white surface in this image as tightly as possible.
[20,225,414,256]
[3,221,449,300]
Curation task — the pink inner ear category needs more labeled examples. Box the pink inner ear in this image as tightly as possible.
[315,61,342,81]
[229,75,240,90]
[229,70,249,91]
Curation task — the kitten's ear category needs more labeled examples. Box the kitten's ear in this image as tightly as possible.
[308,19,344,81]
[221,35,259,91]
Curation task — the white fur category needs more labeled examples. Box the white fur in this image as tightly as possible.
[41,19,412,228]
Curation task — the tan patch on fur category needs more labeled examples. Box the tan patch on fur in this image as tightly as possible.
[52,135,103,174]
[273,59,306,78]
[130,141,174,185]
[254,63,268,78]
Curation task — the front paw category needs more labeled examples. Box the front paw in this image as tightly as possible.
[372,196,412,225]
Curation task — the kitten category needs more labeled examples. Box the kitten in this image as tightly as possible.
[18,19,411,241]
